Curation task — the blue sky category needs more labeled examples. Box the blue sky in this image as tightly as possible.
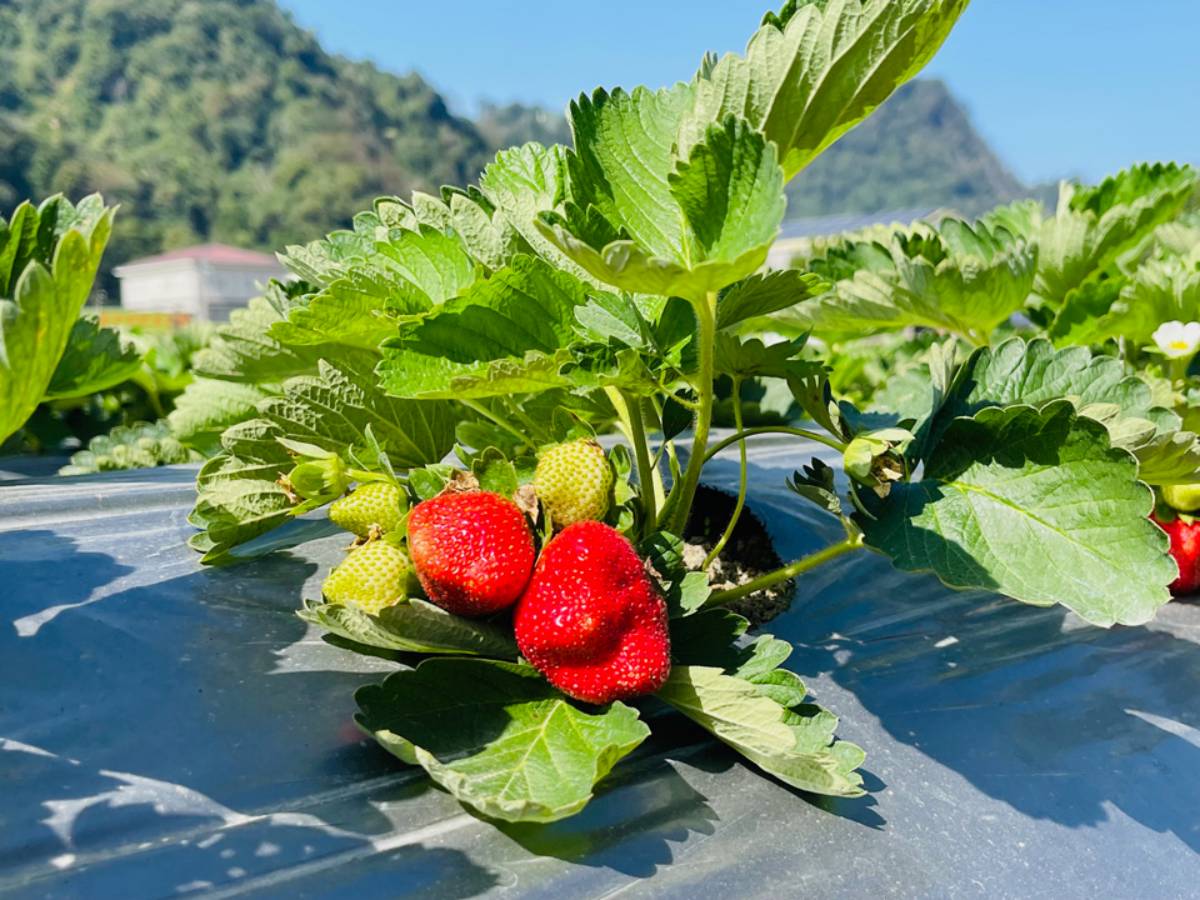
[279,1,1199,185]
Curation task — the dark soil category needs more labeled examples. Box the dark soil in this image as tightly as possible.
[682,485,793,625]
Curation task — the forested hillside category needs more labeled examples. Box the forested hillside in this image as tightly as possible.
[0,0,1035,285]
[786,79,1028,217]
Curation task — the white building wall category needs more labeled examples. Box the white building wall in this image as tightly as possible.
[116,260,286,322]
[116,263,204,315]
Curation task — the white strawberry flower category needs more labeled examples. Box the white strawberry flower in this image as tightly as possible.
[1152,321,1200,359]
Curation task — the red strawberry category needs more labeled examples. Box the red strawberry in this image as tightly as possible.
[514,520,670,704]
[1152,512,1200,595]
[407,490,536,617]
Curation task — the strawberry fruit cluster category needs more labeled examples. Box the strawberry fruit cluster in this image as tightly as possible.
[320,442,670,705]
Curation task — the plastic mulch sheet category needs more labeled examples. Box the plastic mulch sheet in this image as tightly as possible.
[2,436,1199,898]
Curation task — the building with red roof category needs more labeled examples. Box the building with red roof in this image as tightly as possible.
[113,243,287,322]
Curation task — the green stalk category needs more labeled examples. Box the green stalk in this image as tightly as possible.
[503,396,544,443]
[703,536,864,607]
[703,425,847,463]
[666,291,718,536]
[606,387,659,530]
[461,399,537,451]
[703,377,746,569]
[641,396,668,510]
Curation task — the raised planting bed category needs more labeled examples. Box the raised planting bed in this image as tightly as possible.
[3,438,1199,898]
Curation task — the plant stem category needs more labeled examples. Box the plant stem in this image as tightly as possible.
[640,396,668,512]
[666,291,718,536]
[461,399,537,451]
[703,536,863,607]
[703,378,746,568]
[503,396,544,442]
[606,387,658,530]
[703,425,847,463]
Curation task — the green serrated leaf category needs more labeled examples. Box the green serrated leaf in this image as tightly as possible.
[192,294,326,383]
[192,360,459,562]
[669,116,786,269]
[573,292,653,349]
[658,665,864,797]
[933,337,1198,483]
[683,0,969,181]
[44,317,142,400]
[478,142,598,283]
[788,217,1035,341]
[355,658,649,823]
[59,420,201,475]
[541,105,785,301]
[471,447,520,496]
[300,598,518,658]
[861,400,1174,626]
[714,334,821,381]
[0,195,115,443]
[167,378,271,446]
[378,255,591,399]
[716,270,828,330]
[1034,163,1197,309]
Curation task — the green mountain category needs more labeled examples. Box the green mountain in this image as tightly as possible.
[785,79,1028,218]
[0,0,492,288]
[0,0,1032,287]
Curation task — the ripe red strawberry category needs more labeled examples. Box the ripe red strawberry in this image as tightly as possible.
[514,520,670,704]
[1152,512,1200,595]
[407,490,536,617]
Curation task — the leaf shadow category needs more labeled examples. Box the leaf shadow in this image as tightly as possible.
[493,724,722,878]
[708,454,1200,860]
[0,528,500,896]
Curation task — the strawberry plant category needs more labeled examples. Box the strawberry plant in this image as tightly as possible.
[0,194,134,447]
[779,163,1200,593]
[181,0,1182,824]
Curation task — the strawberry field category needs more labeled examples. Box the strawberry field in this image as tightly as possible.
[4,0,1200,894]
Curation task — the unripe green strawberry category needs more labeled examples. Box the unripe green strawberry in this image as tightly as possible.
[533,439,613,529]
[322,539,409,615]
[1163,483,1200,513]
[329,482,406,538]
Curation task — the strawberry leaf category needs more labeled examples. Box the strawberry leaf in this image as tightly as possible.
[299,598,518,659]
[1061,250,1200,348]
[59,420,201,475]
[168,379,274,449]
[682,0,969,182]
[931,338,1200,485]
[787,216,1035,340]
[192,360,460,562]
[714,334,822,381]
[658,665,865,798]
[477,142,598,283]
[43,316,142,400]
[658,610,864,796]
[0,194,115,443]
[355,658,649,823]
[860,400,1174,626]
[716,270,828,331]
[1033,163,1197,309]
[190,293,325,384]
[538,88,786,301]
[377,255,590,399]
